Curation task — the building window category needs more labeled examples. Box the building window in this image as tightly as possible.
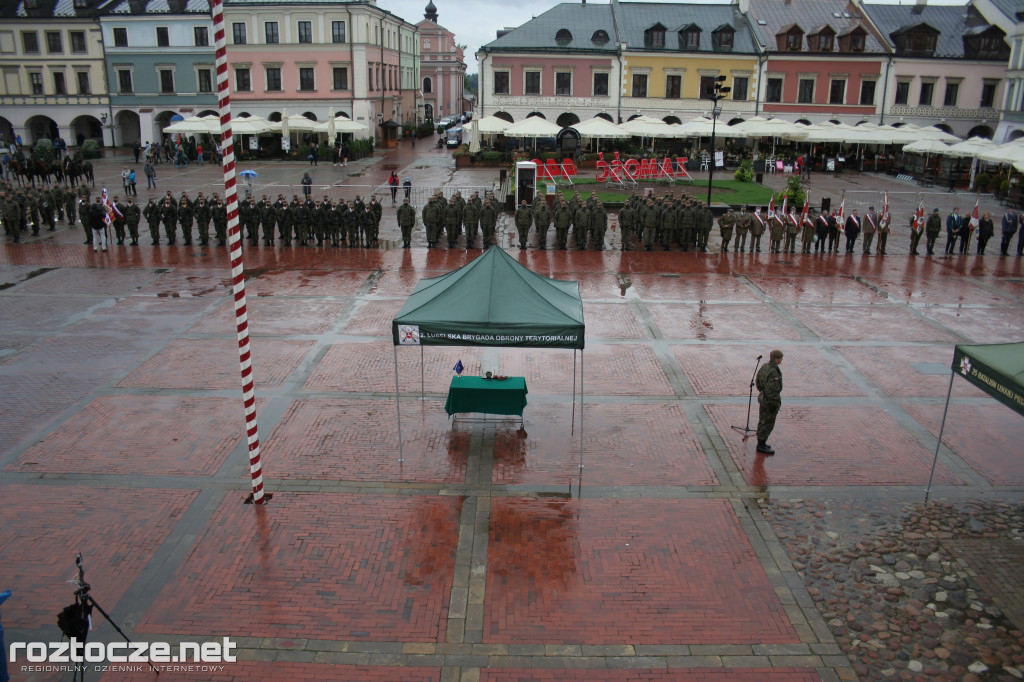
[333,66,348,90]
[798,78,815,103]
[682,29,700,50]
[232,23,246,45]
[894,80,910,105]
[943,82,959,107]
[699,75,716,99]
[194,26,208,47]
[22,32,39,53]
[732,76,748,101]
[816,34,833,51]
[159,69,174,93]
[981,79,998,108]
[53,71,66,94]
[766,77,783,103]
[849,33,865,52]
[494,71,509,94]
[117,69,132,93]
[113,27,127,47]
[786,32,801,51]
[197,68,212,93]
[298,21,312,44]
[555,72,571,96]
[29,71,43,95]
[593,72,608,96]
[714,28,734,50]
[332,21,346,43]
[73,0,86,7]
[76,71,90,94]
[236,67,250,91]
[647,28,665,48]
[525,71,540,95]
[46,31,62,53]
[70,31,86,53]
[632,73,648,97]
[264,22,278,44]
[156,27,169,47]
[829,79,846,105]
[299,67,314,91]
[860,80,876,106]
[266,67,281,91]
[919,81,934,106]
[423,76,432,93]
[665,74,681,98]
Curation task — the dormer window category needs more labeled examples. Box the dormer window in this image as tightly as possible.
[964,26,1009,59]
[555,29,573,45]
[776,24,804,52]
[712,25,734,50]
[839,25,867,52]
[908,31,936,53]
[679,23,700,50]
[645,23,667,48]
[815,33,834,51]
[591,29,609,45]
[849,32,865,51]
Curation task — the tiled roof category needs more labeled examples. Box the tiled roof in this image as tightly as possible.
[481,2,618,52]
[615,1,759,53]
[746,0,888,54]
[865,3,999,59]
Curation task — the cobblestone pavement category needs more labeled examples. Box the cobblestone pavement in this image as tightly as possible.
[0,144,1022,682]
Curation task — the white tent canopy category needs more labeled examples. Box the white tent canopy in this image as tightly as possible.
[162,115,219,135]
[467,115,512,135]
[503,116,562,138]
[570,117,630,139]
[732,116,807,140]
[313,115,368,134]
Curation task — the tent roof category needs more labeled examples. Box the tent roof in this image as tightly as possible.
[952,342,1024,417]
[392,247,585,349]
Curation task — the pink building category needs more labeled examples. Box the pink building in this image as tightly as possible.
[416,1,466,123]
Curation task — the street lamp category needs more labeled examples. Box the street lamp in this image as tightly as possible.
[705,75,730,206]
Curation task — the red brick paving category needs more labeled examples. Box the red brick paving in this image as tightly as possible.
[747,275,886,304]
[0,485,197,629]
[492,403,716,487]
[629,273,760,301]
[369,270,448,296]
[0,332,43,360]
[787,304,959,342]
[501,344,674,396]
[342,298,406,336]
[7,396,258,476]
[581,302,647,339]
[139,494,462,641]
[3,330,154,376]
[262,398,467,483]
[914,305,1024,343]
[836,345,991,398]
[190,298,348,335]
[705,404,962,487]
[674,344,865,397]
[117,338,313,390]
[120,663,440,682]
[243,268,371,297]
[0,294,107,332]
[862,276,1022,305]
[485,498,798,644]
[12,266,161,295]
[306,341,486,393]
[903,403,1024,486]
[0,374,101,452]
[138,269,232,297]
[646,303,803,341]
[481,670,821,681]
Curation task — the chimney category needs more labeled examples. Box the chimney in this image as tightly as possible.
[736,0,749,14]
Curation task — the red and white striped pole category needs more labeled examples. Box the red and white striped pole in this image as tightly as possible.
[213,0,264,504]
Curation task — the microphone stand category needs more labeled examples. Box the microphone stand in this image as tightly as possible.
[732,355,762,437]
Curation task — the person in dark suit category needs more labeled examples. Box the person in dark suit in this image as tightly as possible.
[844,209,861,254]
[945,207,963,254]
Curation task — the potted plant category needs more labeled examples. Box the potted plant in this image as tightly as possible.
[81,139,102,159]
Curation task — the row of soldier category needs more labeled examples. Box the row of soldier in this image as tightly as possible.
[419,191,498,249]
[1,182,89,242]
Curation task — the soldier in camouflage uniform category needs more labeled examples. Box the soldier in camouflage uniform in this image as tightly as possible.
[213,198,227,246]
[195,196,211,246]
[755,349,784,455]
[143,198,161,245]
[161,197,177,244]
[178,192,194,246]
[123,196,140,245]
[479,196,497,247]
[718,208,736,252]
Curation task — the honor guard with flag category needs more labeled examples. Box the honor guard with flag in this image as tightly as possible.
[750,205,766,252]
[784,202,799,254]
[910,199,926,255]
[862,206,877,255]
[800,196,815,254]
[963,197,980,253]
[878,192,891,255]
[815,204,830,254]
[844,209,861,254]
[834,193,846,254]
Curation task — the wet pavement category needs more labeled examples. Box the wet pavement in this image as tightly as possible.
[0,143,1023,682]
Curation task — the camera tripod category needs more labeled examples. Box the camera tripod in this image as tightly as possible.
[59,554,159,680]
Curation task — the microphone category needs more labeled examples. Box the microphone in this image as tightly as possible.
[757,355,763,360]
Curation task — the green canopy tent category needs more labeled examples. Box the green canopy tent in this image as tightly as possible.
[392,246,586,464]
[925,341,1024,501]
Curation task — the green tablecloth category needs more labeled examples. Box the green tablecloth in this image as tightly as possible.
[445,376,528,417]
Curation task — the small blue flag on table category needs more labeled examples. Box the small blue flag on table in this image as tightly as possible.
[453,359,464,375]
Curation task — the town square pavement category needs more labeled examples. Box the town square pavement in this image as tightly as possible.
[1,140,1023,682]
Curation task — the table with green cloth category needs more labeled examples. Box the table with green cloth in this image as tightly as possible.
[444,376,528,421]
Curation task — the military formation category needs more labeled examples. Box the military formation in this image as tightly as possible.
[0,181,84,243]
[419,190,496,249]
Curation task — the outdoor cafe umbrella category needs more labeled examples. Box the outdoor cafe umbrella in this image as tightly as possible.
[470,115,512,135]
[503,116,562,138]
[944,137,996,190]
[732,116,806,155]
[230,115,271,135]
[570,116,629,153]
[902,138,952,179]
[313,115,369,135]
[162,115,219,135]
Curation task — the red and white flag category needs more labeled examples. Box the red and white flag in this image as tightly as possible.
[801,192,811,225]
[837,192,846,232]
[882,191,890,227]
[914,198,925,232]
[100,188,122,227]
[969,196,980,231]
[780,195,787,219]
[767,194,776,220]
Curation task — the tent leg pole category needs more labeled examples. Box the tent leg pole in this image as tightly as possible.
[579,352,584,470]
[571,350,577,437]
[924,371,955,502]
[395,345,405,463]
[420,345,425,400]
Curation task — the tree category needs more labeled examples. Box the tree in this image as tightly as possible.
[464,73,478,95]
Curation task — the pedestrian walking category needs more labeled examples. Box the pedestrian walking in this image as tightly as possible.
[403,177,412,200]
[388,171,399,203]
[128,168,137,196]
[301,172,312,198]
[755,350,784,455]
[144,161,156,189]
[132,141,141,164]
